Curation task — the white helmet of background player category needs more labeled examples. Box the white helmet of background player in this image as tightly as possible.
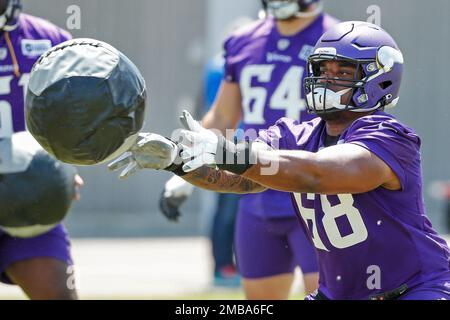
[0,0,21,31]
[261,0,323,20]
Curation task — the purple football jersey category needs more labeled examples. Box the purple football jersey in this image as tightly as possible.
[257,111,450,299]
[0,14,71,134]
[224,14,339,218]
[0,14,71,240]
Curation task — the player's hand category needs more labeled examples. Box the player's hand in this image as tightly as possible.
[159,175,194,222]
[178,110,220,172]
[178,110,256,175]
[108,133,179,179]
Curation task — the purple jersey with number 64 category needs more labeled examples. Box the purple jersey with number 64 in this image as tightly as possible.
[0,13,71,134]
[257,111,450,299]
[224,14,339,218]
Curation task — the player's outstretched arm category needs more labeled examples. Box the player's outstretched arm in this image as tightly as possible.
[182,166,267,194]
[177,111,400,195]
[107,129,266,194]
[242,144,401,195]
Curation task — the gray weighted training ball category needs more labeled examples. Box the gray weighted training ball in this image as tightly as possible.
[25,38,147,165]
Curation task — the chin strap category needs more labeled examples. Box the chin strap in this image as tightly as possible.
[307,87,352,112]
[269,1,323,20]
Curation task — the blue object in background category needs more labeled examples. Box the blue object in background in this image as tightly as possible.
[203,54,241,286]
[204,54,225,112]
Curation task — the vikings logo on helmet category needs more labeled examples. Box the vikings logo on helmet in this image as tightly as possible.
[304,21,404,114]
[0,0,21,31]
[261,0,323,20]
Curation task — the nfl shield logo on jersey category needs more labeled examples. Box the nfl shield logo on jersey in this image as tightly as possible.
[277,39,290,51]
[21,39,52,57]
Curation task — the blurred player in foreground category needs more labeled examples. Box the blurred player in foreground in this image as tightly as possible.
[110,21,450,300]
[160,0,338,299]
[0,0,82,299]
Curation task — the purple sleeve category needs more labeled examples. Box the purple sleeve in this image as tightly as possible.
[48,23,71,44]
[256,117,304,150]
[223,35,237,83]
[24,14,72,45]
[56,28,72,43]
[345,118,421,189]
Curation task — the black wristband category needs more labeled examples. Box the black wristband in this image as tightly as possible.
[216,136,255,175]
[165,162,187,176]
[163,138,188,176]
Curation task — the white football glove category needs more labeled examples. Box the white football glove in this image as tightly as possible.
[178,110,257,175]
[178,110,220,173]
[164,175,195,199]
[159,175,194,222]
[108,133,179,179]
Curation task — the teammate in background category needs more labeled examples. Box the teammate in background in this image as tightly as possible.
[0,0,82,299]
[160,17,256,288]
[160,54,241,287]
[161,0,337,299]
[110,21,450,300]
[206,55,242,287]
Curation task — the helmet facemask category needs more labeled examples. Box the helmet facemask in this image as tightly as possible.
[305,47,403,115]
[0,0,21,31]
[262,0,323,20]
[305,55,372,115]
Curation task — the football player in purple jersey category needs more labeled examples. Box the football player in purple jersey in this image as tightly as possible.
[0,0,82,299]
[158,0,338,299]
[111,21,450,300]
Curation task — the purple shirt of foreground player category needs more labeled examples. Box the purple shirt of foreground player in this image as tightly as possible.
[0,14,71,240]
[257,111,450,299]
[0,13,71,133]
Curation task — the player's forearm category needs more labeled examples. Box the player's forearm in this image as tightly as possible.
[182,166,267,194]
[201,108,236,135]
[242,149,324,194]
[201,81,243,135]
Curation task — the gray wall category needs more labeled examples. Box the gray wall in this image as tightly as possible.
[205,1,260,57]
[23,0,450,235]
